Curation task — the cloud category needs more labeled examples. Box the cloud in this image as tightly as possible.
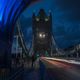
[54,0,80,22]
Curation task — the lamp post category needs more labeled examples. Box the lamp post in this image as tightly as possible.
[39,33,46,39]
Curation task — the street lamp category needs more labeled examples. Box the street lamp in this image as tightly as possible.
[39,33,46,39]
[43,34,46,38]
[39,33,43,38]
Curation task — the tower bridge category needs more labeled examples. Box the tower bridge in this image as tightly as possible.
[32,9,52,57]
[0,7,80,80]
[11,9,80,59]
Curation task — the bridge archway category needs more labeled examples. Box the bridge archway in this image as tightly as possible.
[0,0,39,68]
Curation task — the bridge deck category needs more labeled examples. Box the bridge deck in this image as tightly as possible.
[40,57,80,80]
[1,57,80,80]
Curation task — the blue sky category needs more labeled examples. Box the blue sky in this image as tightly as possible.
[18,0,80,49]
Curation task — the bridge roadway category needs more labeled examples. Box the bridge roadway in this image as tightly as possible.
[21,57,80,80]
[40,57,80,80]
[7,57,80,80]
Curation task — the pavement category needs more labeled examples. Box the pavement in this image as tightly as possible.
[23,58,55,80]
[8,57,80,80]
[23,68,40,80]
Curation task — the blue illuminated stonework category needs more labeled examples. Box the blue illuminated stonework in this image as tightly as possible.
[0,0,38,68]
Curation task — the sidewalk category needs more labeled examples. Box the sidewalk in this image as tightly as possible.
[23,68,40,80]
[23,58,55,80]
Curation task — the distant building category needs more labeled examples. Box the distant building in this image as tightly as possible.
[32,9,52,56]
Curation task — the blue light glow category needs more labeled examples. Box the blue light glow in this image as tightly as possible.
[0,0,39,68]
[0,0,37,52]
[0,0,4,21]
[0,0,34,27]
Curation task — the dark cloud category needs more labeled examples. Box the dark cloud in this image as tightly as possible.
[20,15,32,28]
[55,0,80,10]
[54,0,80,22]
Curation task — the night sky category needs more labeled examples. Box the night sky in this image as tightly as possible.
[17,0,80,49]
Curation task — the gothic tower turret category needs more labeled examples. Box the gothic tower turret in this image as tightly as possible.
[32,9,52,57]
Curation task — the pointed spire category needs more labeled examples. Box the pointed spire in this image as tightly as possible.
[49,10,52,17]
[38,9,46,18]
[33,11,35,17]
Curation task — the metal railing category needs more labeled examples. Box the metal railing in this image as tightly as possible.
[8,67,24,80]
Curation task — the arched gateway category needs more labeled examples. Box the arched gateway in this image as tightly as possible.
[0,0,39,68]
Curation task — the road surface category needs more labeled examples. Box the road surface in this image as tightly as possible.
[40,57,80,80]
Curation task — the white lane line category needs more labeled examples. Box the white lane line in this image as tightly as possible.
[43,57,80,65]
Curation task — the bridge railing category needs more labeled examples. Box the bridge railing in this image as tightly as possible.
[8,67,24,80]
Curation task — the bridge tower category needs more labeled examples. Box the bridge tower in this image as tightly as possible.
[32,9,52,57]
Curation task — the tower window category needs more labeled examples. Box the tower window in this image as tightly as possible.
[38,32,46,39]
[36,18,39,21]
[45,18,49,21]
